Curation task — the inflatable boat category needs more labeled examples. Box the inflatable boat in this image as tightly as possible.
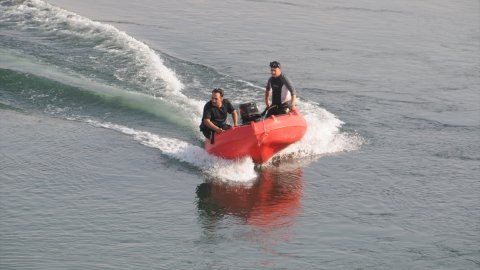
[204,102,307,164]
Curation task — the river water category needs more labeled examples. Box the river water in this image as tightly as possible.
[1,0,479,269]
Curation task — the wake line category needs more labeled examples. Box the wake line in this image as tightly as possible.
[85,119,258,182]
[12,0,183,93]
[286,101,364,157]
[1,0,365,164]
[0,66,194,129]
[1,0,206,127]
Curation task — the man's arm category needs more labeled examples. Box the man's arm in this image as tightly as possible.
[282,75,296,108]
[265,89,271,108]
[265,79,272,108]
[203,118,222,133]
[232,110,238,127]
[291,94,296,108]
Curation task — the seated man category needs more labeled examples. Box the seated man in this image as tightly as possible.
[199,88,238,141]
[264,61,297,117]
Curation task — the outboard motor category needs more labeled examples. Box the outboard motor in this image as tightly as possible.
[239,102,262,125]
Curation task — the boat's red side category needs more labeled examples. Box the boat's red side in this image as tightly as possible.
[204,108,307,163]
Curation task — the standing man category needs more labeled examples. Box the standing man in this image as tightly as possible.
[265,61,297,117]
[200,88,238,140]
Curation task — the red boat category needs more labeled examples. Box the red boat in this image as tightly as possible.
[205,104,307,164]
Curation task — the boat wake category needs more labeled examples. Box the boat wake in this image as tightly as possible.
[275,101,364,162]
[0,0,364,182]
[85,119,258,182]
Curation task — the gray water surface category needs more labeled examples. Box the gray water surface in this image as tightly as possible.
[1,0,479,269]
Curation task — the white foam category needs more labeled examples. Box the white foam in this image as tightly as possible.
[84,119,257,183]
[4,0,188,99]
[269,100,365,163]
[3,0,208,129]
[3,0,364,166]
[37,0,180,90]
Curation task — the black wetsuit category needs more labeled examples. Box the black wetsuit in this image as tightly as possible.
[266,74,296,117]
[199,99,235,138]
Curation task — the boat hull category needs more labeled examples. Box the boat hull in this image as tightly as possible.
[204,108,307,163]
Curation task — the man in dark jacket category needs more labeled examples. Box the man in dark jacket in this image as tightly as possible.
[200,88,238,139]
[264,61,297,117]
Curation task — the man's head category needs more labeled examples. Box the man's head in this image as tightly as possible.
[270,61,282,78]
[211,88,224,108]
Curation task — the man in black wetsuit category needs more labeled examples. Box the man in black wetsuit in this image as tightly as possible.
[264,61,297,117]
[200,88,238,140]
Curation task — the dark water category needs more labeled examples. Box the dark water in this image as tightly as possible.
[1,0,479,269]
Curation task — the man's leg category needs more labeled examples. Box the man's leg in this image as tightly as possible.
[266,106,283,117]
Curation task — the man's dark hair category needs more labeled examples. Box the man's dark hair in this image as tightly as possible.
[270,61,281,68]
[212,88,224,97]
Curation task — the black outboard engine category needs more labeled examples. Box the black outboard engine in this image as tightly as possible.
[239,102,262,125]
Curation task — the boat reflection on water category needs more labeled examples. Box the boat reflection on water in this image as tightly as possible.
[196,160,305,232]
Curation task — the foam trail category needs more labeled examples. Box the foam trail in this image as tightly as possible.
[268,100,364,163]
[0,0,208,123]
[0,0,210,128]
[4,0,181,92]
[1,0,364,164]
[85,120,257,182]
[0,49,195,127]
